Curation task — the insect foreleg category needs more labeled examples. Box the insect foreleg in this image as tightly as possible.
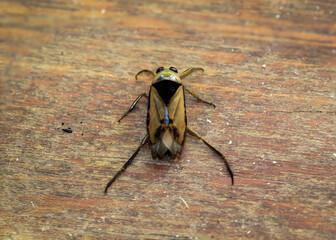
[187,127,234,185]
[104,134,149,194]
[135,69,155,80]
[118,93,149,122]
[180,67,204,79]
[184,87,216,108]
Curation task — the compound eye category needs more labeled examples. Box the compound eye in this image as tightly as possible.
[156,67,164,73]
[169,66,178,73]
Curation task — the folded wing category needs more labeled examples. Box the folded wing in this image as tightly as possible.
[147,85,187,159]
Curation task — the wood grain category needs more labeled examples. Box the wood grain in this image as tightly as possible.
[1,0,335,239]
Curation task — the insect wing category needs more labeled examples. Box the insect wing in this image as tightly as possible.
[147,86,166,153]
[148,86,166,131]
[147,85,186,158]
[167,85,186,147]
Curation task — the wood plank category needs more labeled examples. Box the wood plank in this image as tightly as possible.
[1,0,335,239]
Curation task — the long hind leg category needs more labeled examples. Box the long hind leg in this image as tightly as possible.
[187,127,234,185]
[104,134,149,194]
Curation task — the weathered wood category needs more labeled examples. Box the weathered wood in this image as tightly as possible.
[1,0,335,239]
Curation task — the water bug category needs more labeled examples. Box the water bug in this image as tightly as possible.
[105,66,234,193]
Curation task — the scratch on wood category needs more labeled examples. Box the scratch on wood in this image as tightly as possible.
[179,196,189,209]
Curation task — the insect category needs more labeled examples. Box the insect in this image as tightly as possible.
[104,66,234,193]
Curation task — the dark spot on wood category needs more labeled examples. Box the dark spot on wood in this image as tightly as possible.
[62,127,72,133]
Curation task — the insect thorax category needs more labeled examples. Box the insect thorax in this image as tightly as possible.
[152,80,182,105]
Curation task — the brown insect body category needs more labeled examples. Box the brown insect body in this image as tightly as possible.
[147,70,186,159]
[104,66,234,194]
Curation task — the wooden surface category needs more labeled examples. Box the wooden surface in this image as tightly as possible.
[1,0,335,239]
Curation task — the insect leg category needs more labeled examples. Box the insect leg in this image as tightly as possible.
[135,69,155,80]
[187,127,234,185]
[180,67,204,79]
[118,93,149,122]
[104,134,149,194]
[184,86,216,108]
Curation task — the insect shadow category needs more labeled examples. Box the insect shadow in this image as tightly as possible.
[105,66,234,194]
